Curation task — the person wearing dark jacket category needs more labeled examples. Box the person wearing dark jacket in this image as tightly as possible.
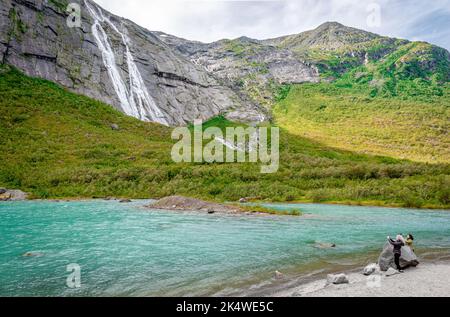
[388,235,405,272]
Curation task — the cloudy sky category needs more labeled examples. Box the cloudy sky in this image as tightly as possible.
[94,0,450,50]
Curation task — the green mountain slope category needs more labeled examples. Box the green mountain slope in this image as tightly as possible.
[265,23,450,163]
[273,80,450,164]
[1,66,449,208]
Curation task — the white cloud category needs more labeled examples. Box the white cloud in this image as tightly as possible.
[93,0,450,49]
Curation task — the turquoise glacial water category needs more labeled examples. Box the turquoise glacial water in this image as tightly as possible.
[0,200,449,297]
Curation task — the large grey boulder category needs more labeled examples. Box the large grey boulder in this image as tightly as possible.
[378,242,419,271]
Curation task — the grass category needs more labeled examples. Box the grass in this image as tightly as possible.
[1,66,449,209]
[237,204,303,216]
[274,82,450,164]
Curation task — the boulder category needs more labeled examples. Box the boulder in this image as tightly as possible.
[0,192,12,201]
[119,199,132,203]
[0,188,6,194]
[314,242,337,249]
[274,271,284,280]
[363,263,380,276]
[239,198,248,203]
[378,242,419,271]
[0,189,28,201]
[327,273,349,285]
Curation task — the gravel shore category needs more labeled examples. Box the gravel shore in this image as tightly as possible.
[275,261,450,297]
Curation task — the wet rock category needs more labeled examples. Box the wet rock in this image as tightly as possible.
[119,199,132,203]
[314,242,337,249]
[327,273,349,285]
[23,252,44,257]
[239,198,248,203]
[0,188,6,194]
[275,271,284,279]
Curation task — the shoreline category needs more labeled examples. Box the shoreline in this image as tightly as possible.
[272,259,450,297]
[1,196,449,211]
[219,248,450,297]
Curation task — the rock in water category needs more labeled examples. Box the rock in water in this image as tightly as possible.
[275,271,284,279]
[119,199,132,203]
[314,242,337,249]
[363,263,379,276]
[0,188,6,194]
[239,198,248,203]
[23,252,44,257]
[327,274,349,285]
[378,242,419,271]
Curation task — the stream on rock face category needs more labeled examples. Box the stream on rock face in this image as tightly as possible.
[0,200,449,296]
[85,1,168,125]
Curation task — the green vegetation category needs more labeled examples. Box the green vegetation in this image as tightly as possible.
[1,66,449,209]
[274,79,449,163]
[237,205,303,216]
[7,8,28,42]
[49,0,70,12]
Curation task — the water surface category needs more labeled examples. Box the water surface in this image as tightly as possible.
[0,200,449,296]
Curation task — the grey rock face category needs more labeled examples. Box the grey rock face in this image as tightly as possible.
[0,0,265,126]
[156,33,320,109]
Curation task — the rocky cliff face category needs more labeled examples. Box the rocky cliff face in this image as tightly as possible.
[157,21,449,106]
[0,0,266,126]
[1,1,448,126]
[155,33,320,108]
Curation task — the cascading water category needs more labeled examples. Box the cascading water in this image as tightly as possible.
[85,1,168,126]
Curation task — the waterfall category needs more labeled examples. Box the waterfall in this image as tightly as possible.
[84,1,168,126]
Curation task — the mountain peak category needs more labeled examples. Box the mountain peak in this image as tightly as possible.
[316,21,346,29]
[274,22,379,50]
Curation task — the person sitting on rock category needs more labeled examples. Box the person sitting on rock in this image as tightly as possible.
[388,235,405,272]
[406,234,415,252]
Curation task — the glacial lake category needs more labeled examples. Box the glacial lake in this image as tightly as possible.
[1,200,449,296]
